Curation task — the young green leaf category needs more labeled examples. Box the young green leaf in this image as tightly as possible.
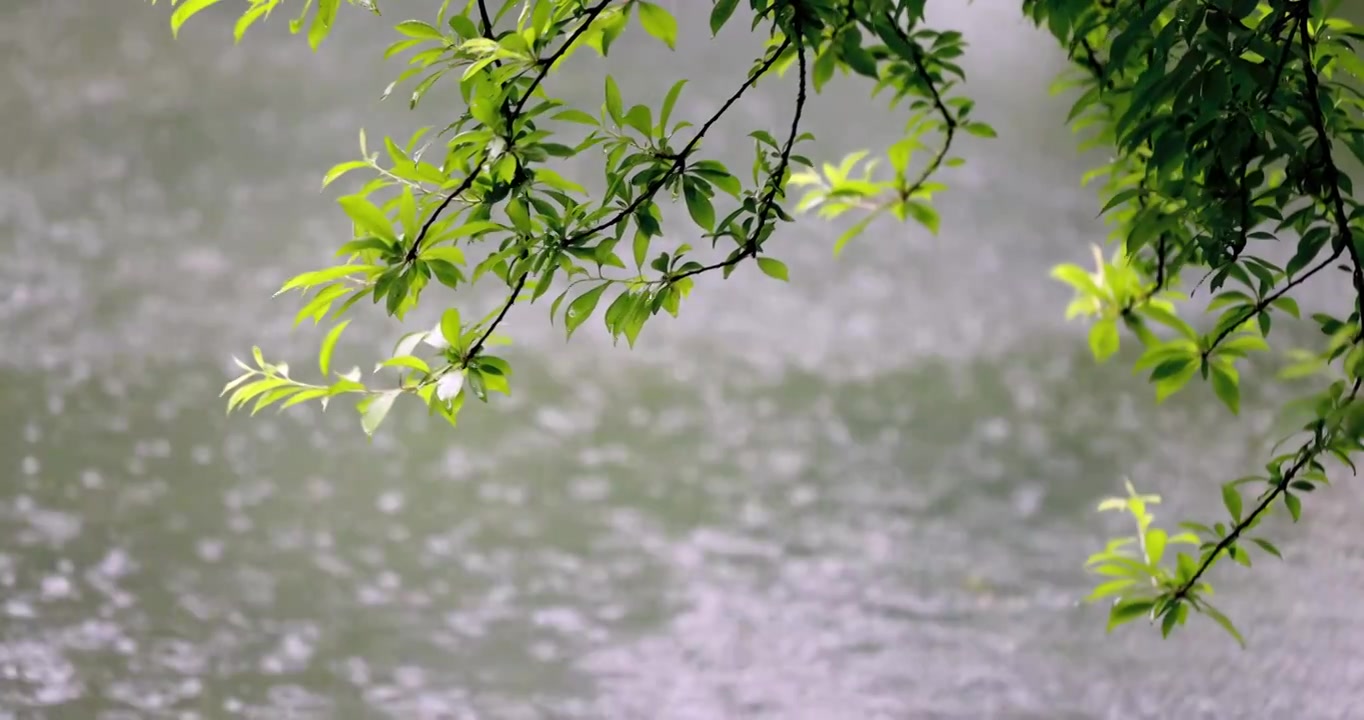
[636,2,678,50]
[171,0,226,38]
[1106,597,1155,632]
[1198,601,1246,648]
[565,284,608,338]
[659,79,687,131]
[604,75,624,125]
[1221,483,1243,523]
[709,0,740,35]
[1210,363,1240,415]
[683,179,715,231]
[1284,492,1302,522]
[319,320,351,377]
[338,196,397,243]
[440,308,462,348]
[1089,319,1120,362]
[757,257,789,282]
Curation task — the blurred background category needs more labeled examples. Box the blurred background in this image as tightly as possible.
[1,1,1362,717]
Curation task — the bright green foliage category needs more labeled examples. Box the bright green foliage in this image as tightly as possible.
[155,0,1364,646]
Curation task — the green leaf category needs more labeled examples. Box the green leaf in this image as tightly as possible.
[553,108,599,126]
[170,0,226,38]
[636,2,677,50]
[398,186,417,236]
[1155,362,1197,403]
[683,179,715,231]
[1089,319,1120,362]
[279,388,330,411]
[1199,601,1246,648]
[624,104,653,138]
[1251,538,1282,559]
[565,284,608,338]
[1221,483,1243,523]
[1150,357,1193,381]
[395,20,444,40]
[338,196,397,243]
[756,257,789,282]
[834,213,878,256]
[1139,305,1196,341]
[604,75,624,125]
[322,161,371,189]
[308,0,340,50]
[1284,492,1302,522]
[964,122,997,138]
[903,201,939,234]
[812,48,836,91]
[1160,603,1183,638]
[276,265,380,296]
[1106,597,1155,632]
[440,308,462,348]
[233,2,273,42]
[659,79,687,131]
[1086,579,1136,601]
[361,390,401,436]
[633,228,651,270]
[709,0,739,35]
[422,246,466,265]
[1145,528,1167,565]
[319,320,351,377]
[1210,363,1240,415]
[1050,264,1102,296]
[378,355,431,374]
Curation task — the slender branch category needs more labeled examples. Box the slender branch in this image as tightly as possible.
[1264,13,1299,104]
[404,0,615,263]
[463,26,792,358]
[672,27,809,281]
[564,34,795,246]
[1296,13,1364,325]
[1166,404,1339,605]
[894,16,956,199]
[467,266,528,359]
[511,0,616,118]
[1200,242,1341,359]
[1171,0,1364,606]
[476,0,495,36]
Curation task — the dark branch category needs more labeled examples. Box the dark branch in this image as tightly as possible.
[404,0,615,263]
[673,27,809,280]
[564,34,796,246]
[1171,1,1364,606]
[1167,405,1340,606]
[894,15,956,199]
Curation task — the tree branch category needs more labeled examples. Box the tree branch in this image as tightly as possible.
[564,34,796,246]
[672,26,808,280]
[404,0,616,263]
[1171,0,1364,607]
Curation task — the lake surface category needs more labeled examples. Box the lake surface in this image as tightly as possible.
[1,2,1362,718]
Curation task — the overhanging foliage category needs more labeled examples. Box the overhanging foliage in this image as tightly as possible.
[153,0,1364,646]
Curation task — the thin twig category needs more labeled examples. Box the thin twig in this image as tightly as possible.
[672,26,808,280]
[404,0,615,263]
[469,3,780,357]
[564,35,796,246]
[1171,1,1364,605]
[1166,413,1335,605]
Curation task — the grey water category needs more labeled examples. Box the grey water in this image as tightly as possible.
[0,1,1361,718]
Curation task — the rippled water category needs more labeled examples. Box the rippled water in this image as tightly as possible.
[2,2,1363,718]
